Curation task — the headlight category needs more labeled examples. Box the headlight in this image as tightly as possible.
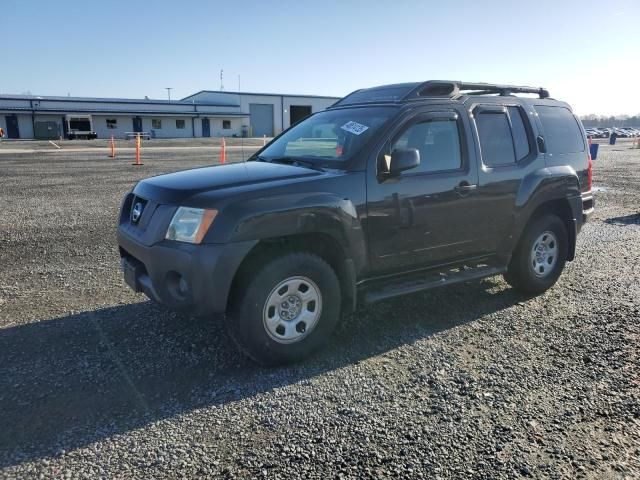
[165,207,217,244]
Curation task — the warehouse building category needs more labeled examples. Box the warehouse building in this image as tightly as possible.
[0,90,340,140]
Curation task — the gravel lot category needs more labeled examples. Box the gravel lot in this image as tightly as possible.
[0,141,638,479]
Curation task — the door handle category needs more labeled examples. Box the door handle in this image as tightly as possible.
[454,182,477,195]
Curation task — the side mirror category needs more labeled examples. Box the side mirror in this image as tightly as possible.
[389,148,420,175]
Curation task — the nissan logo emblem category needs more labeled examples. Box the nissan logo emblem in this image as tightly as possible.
[131,202,143,223]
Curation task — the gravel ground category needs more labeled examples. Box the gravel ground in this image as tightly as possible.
[0,142,638,479]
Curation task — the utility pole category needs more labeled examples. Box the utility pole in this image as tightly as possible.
[220,69,224,91]
[165,87,173,101]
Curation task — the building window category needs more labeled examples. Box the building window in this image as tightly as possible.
[222,120,231,129]
[106,118,117,129]
[152,119,162,129]
[176,119,185,129]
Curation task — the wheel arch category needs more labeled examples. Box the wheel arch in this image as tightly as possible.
[227,232,357,314]
[509,166,582,262]
[512,197,577,262]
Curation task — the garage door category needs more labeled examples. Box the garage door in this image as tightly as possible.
[250,104,274,137]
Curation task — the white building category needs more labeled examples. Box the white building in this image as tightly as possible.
[0,90,340,140]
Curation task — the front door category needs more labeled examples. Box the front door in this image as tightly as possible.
[133,117,143,133]
[202,118,210,137]
[365,108,488,274]
[5,115,19,138]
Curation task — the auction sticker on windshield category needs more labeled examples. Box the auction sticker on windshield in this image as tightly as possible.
[341,121,369,135]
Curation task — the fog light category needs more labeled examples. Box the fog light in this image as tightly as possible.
[166,271,189,301]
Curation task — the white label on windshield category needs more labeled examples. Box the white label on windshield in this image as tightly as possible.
[341,121,369,136]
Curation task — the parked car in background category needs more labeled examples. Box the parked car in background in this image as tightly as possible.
[614,128,631,138]
[621,127,640,137]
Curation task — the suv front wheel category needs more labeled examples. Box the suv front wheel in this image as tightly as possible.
[227,253,342,365]
[504,214,568,294]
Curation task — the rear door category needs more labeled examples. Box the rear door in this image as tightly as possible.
[471,102,541,252]
[366,106,489,274]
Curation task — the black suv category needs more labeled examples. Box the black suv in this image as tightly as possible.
[118,80,594,365]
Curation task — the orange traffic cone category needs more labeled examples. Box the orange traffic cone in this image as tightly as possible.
[132,133,143,166]
[109,135,116,158]
[220,137,226,164]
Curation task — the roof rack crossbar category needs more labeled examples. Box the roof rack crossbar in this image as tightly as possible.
[407,81,550,100]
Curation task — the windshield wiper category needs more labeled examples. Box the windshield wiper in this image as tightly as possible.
[262,156,325,172]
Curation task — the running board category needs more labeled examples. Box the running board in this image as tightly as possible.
[362,265,506,304]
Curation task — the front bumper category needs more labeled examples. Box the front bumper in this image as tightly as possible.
[118,229,256,315]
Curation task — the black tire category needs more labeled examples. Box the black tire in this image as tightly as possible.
[227,253,341,365]
[504,214,568,294]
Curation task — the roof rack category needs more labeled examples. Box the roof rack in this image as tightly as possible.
[405,80,550,100]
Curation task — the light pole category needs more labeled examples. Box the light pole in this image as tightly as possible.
[165,87,173,101]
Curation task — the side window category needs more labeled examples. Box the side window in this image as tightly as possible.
[507,106,530,161]
[390,118,462,173]
[475,111,516,166]
[536,105,585,154]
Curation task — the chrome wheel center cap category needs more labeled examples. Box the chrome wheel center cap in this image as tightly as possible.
[279,295,302,321]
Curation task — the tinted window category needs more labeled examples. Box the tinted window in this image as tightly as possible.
[536,105,585,154]
[507,106,530,160]
[476,112,515,166]
[391,118,461,173]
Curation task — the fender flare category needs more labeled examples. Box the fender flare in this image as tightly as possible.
[504,165,581,259]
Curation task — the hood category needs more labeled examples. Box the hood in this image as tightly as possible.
[132,161,322,204]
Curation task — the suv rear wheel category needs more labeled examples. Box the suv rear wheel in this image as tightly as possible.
[504,214,568,294]
[227,253,341,365]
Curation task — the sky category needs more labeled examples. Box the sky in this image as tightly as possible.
[1,0,639,116]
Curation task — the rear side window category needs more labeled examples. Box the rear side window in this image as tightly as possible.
[536,105,585,154]
[475,106,531,166]
[475,111,516,166]
[507,106,530,160]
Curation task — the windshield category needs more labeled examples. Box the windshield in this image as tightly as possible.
[257,106,397,163]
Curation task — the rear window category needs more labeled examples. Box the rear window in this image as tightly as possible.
[536,105,585,154]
